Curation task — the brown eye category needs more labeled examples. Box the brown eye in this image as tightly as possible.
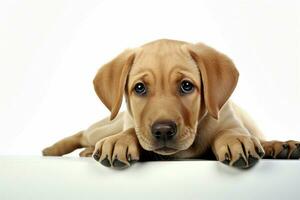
[180,80,194,94]
[134,82,147,96]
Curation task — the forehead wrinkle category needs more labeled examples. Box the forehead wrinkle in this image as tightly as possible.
[176,71,200,84]
[168,66,200,81]
[168,66,184,83]
[159,55,166,92]
[130,68,156,83]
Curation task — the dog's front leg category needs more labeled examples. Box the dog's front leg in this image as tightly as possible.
[211,129,265,169]
[92,128,141,169]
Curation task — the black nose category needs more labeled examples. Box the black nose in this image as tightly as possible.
[151,121,177,141]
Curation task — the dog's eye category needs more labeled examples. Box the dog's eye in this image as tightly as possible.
[134,82,147,96]
[180,80,194,94]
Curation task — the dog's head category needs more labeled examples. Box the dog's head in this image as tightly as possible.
[93,39,239,155]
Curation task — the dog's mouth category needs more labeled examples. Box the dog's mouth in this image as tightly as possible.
[135,125,197,155]
[153,147,179,155]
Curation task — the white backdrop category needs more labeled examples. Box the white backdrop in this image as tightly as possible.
[0,0,299,155]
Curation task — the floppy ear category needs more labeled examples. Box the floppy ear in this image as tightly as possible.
[187,43,239,119]
[93,49,135,120]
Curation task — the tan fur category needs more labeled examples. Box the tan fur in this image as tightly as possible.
[43,39,300,169]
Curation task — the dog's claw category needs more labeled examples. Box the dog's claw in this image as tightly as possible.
[93,150,100,161]
[222,154,258,169]
[276,147,289,159]
[232,155,247,168]
[290,148,300,159]
[255,147,265,158]
[129,160,138,165]
[222,159,230,165]
[222,153,230,165]
[100,156,111,167]
[248,155,259,167]
[112,159,128,168]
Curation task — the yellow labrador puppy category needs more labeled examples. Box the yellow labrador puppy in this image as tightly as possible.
[43,39,300,169]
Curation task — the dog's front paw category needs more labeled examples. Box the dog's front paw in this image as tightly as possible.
[212,133,265,169]
[261,140,300,159]
[92,128,141,169]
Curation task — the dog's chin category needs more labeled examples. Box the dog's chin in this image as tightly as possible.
[153,147,179,155]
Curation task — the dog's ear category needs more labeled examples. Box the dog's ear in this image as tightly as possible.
[93,49,135,120]
[187,43,239,119]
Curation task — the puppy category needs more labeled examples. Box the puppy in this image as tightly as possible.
[43,39,300,169]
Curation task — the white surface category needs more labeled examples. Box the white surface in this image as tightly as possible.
[0,157,299,200]
[0,0,299,155]
[1,2,299,199]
